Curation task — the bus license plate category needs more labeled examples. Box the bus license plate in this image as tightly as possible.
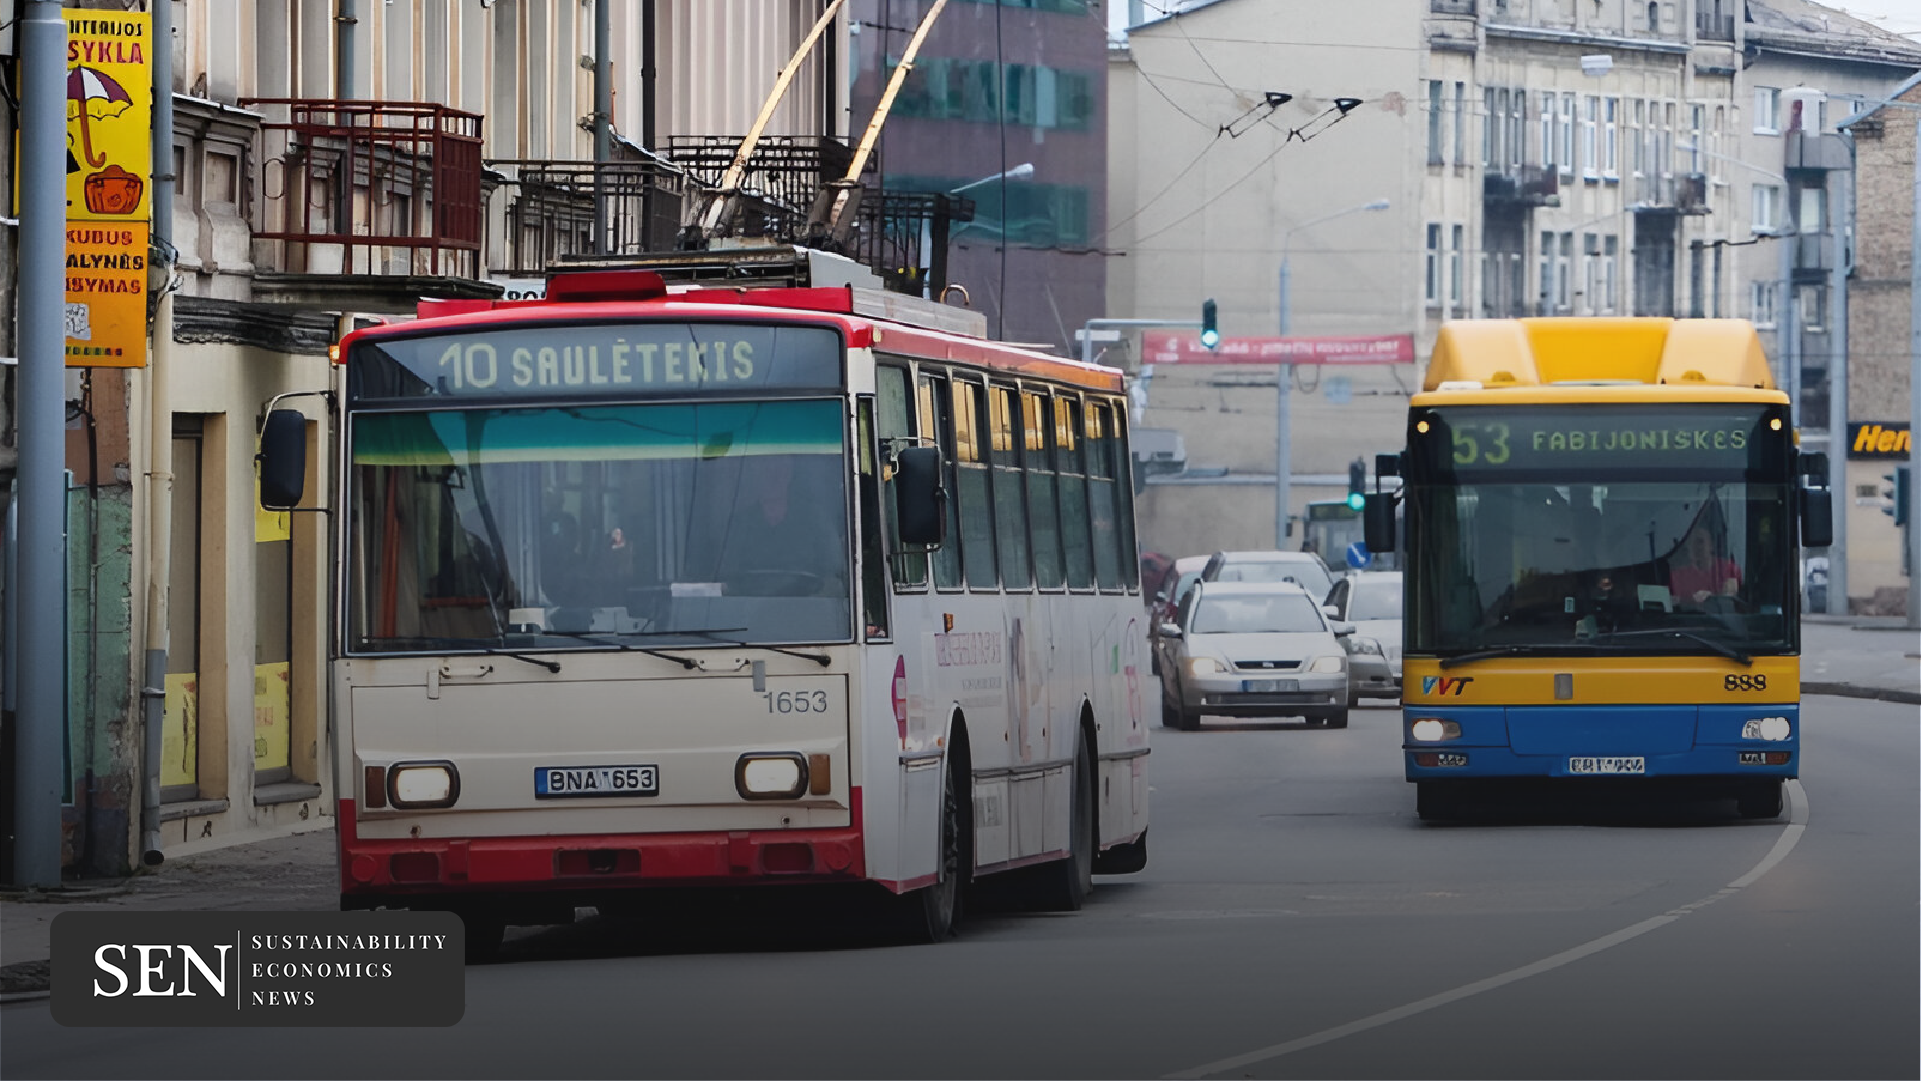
[1568,757,1645,774]
[1244,679,1297,693]
[535,765,659,798]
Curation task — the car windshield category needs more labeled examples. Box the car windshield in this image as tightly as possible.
[1214,560,1333,599]
[1192,593,1325,634]
[348,399,852,651]
[1349,578,1403,621]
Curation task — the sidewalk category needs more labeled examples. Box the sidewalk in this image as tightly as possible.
[2,619,1913,998]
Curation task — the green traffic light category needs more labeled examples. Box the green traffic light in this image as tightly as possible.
[1200,298,1219,349]
[1346,492,1366,511]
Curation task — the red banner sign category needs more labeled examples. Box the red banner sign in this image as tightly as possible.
[1140,332,1415,365]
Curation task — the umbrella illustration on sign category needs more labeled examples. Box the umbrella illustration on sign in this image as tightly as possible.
[67,65,133,167]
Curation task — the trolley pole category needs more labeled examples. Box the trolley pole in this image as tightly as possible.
[11,1,69,889]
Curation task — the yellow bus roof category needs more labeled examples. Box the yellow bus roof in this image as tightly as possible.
[1417,318,1780,404]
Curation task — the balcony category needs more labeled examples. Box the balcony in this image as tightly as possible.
[1794,232,1836,276]
[1483,164,1559,208]
[242,99,486,287]
[1630,172,1711,215]
[485,159,688,276]
[1785,130,1851,171]
[1695,11,1735,41]
[1429,0,1476,13]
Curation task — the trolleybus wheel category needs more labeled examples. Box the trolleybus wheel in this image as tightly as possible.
[1735,779,1784,820]
[1026,735,1096,911]
[900,747,968,942]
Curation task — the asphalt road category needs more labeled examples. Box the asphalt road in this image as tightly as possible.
[4,695,1915,1080]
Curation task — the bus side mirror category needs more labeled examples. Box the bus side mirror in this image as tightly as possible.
[1800,484,1834,549]
[1800,450,1829,480]
[1363,492,1397,553]
[257,409,307,510]
[894,446,945,547]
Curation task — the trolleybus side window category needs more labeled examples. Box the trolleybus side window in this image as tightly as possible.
[1087,401,1122,590]
[953,377,1001,591]
[1109,402,1141,589]
[988,385,1033,591]
[856,397,891,638]
[1024,390,1066,589]
[877,364,927,589]
[919,374,964,591]
[1055,395,1096,590]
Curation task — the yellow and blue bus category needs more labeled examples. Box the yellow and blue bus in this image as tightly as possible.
[1364,318,1832,820]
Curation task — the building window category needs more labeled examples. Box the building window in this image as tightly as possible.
[1540,230,1554,313]
[1453,81,1467,166]
[1712,105,1726,181]
[1602,235,1619,313]
[1753,184,1780,232]
[1583,233,1600,314]
[1754,87,1780,134]
[1582,96,1599,179]
[1428,80,1445,165]
[1799,185,1826,232]
[1751,282,1776,328]
[1630,99,1645,175]
[1689,104,1705,172]
[1647,0,1659,31]
[1508,89,1527,169]
[1484,87,1499,167]
[1560,92,1576,176]
[1541,94,1555,170]
[1798,284,1827,330]
[1450,224,1465,307]
[1425,223,1443,306]
[1603,97,1618,176]
[1557,232,1574,312]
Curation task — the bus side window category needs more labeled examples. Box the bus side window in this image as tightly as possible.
[877,364,926,588]
[954,378,1000,591]
[920,374,964,591]
[1108,401,1141,589]
[1024,391,1066,589]
[856,398,891,638]
[989,385,1032,590]
[1086,402,1122,590]
[1055,395,1095,590]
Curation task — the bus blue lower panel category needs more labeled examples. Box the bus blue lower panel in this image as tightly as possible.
[1402,704,1799,780]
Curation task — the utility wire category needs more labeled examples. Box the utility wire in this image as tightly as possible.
[1130,105,1359,246]
[1096,128,1225,244]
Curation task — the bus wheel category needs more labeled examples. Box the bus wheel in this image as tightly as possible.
[1027,736,1096,911]
[901,750,968,942]
[1736,779,1784,820]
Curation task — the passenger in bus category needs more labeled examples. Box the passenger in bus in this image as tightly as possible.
[540,490,584,604]
[1668,526,1741,605]
[710,455,845,596]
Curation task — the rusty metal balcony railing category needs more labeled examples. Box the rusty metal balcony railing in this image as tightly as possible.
[486,159,688,276]
[658,135,858,241]
[241,98,484,277]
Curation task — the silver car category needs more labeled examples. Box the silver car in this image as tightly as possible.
[1155,581,1353,730]
[1323,571,1402,700]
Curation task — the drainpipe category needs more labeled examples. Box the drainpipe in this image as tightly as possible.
[335,0,356,100]
[640,0,657,247]
[137,0,176,869]
[593,0,611,254]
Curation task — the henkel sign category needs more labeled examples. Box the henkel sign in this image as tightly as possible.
[1140,331,1414,365]
[1847,422,1911,460]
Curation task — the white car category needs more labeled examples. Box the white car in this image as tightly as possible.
[1155,581,1353,730]
[1323,570,1402,700]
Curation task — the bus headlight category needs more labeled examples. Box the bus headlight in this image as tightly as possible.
[1307,656,1346,673]
[388,761,460,809]
[1409,719,1461,742]
[1741,716,1792,742]
[1187,656,1226,676]
[736,753,809,800]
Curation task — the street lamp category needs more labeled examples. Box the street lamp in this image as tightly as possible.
[949,162,1034,194]
[1274,198,1390,548]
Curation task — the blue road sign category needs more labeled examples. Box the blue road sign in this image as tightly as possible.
[1345,541,1372,570]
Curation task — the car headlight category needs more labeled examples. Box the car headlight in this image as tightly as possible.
[1307,655,1346,674]
[1345,636,1384,656]
[1187,656,1226,676]
[1741,716,1792,742]
[1409,718,1462,742]
[387,761,460,809]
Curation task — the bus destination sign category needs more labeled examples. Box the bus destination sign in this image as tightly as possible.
[1420,406,1780,474]
[350,323,843,400]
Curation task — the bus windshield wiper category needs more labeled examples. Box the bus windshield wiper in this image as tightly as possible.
[1439,643,1627,668]
[651,627,834,668]
[1591,628,1753,665]
[531,629,703,670]
[475,648,563,674]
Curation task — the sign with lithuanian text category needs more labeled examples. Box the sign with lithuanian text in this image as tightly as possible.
[65,221,148,366]
[1140,332,1414,366]
[65,10,152,222]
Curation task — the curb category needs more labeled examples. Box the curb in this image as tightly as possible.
[1802,681,1921,706]
[0,989,51,1003]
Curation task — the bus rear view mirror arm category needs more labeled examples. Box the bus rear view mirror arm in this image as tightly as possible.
[894,445,946,548]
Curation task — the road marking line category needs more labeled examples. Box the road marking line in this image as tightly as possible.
[1163,780,1809,1080]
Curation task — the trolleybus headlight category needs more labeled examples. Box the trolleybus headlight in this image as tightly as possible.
[736,753,809,800]
[1187,656,1226,676]
[1307,655,1346,673]
[1409,718,1462,742]
[1742,716,1793,742]
[387,761,460,809]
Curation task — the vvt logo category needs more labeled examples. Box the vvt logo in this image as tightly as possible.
[1421,675,1475,696]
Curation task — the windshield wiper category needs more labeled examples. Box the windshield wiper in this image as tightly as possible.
[475,648,563,674]
[1590,628,1753,665]
[1439,643,1628,668]
[657,627,833,668]
[530,629,703,670]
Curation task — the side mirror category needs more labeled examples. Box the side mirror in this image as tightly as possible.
[894,445,945,547]
[1158,623,1183,638]
[1800,484,1834,549]
[257,409,307,510]
[1363,492,1397,553]
[1322,604,1340,618]
[1329,619,1355,637]
[1800,450,1829,480]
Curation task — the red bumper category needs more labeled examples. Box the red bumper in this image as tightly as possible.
[337,789,866,896]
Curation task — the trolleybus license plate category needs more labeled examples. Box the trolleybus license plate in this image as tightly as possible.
[535,765,659,798]
[1243,679,1297,693]
[1568,757,1645,774]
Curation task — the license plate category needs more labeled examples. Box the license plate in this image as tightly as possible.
[535,764,659,798]
[1243,679,1298,693]
[1568,756,1645,774]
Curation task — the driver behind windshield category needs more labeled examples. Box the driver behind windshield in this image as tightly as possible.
[1668,523,1742,606]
